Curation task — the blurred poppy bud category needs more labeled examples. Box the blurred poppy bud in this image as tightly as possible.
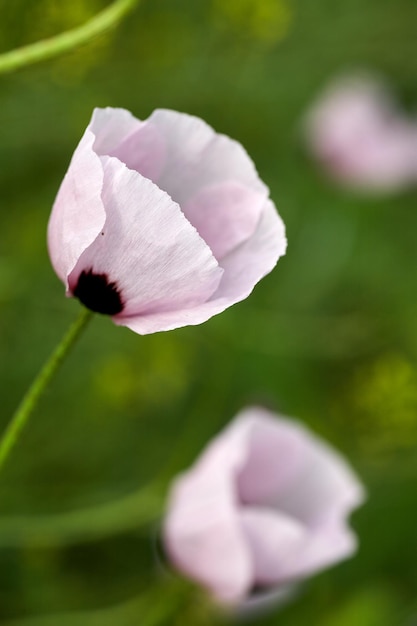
[163,407,365,606]
[304,75,417,193]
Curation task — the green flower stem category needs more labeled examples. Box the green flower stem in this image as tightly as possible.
[0,0,140,75]
[1,579,192,626]
[0,308,93,473]
[0,482,163,547]
[0,360,234,547]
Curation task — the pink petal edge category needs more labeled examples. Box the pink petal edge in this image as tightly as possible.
[116,199,286,334]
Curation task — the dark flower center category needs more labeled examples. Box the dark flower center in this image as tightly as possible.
[73,269,124,315]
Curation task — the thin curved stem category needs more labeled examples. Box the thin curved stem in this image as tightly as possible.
[1,579,191,626]
[0,0,140,75]
[0,350,234,546]
[0,482,163,547]
[0,308,93,474]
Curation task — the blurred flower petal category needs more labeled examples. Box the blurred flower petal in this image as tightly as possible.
[163,407,365,608]
[304,74,417,193]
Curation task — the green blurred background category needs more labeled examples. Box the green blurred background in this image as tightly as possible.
[1,0,417,623]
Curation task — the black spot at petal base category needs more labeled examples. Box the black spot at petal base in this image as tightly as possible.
[73,269,124,315]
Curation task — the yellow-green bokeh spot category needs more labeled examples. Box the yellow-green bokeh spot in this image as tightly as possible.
[211,0,292,46]
[346,353,417,455]
[321,585,400,626]
[92,334,196,412]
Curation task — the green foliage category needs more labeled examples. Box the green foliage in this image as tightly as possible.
[0,0,417,624]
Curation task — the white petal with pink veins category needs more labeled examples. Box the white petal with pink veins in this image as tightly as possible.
[89,107,142,155]
[215,199,287,301]
[108,120,166,182]
[68,157,223,317]
[182,181,267,260]
[119,199,286,334]
[148,109,267,205]
[49,107,286,333]
[47,130,106,287]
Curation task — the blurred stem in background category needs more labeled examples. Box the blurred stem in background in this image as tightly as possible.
[0,362,233,547]
[0,0,140,75]
[0,481,163,547]
[2,577,197,626]
[0,308,93,474]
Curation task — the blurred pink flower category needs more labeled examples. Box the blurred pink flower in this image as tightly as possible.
[48,108,286,334]
[163,407,365,606]
[304,75,417,193]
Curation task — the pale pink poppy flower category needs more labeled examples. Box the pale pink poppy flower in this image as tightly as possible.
[163,407,365,606]
[304,75,417,193]
[47,108,286,334]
